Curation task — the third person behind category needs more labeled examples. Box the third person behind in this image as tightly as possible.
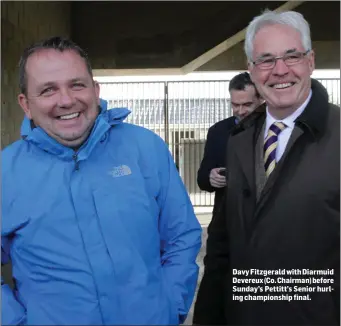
[197,72,262,220]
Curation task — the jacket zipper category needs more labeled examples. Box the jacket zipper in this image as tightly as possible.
[72,153,79,171]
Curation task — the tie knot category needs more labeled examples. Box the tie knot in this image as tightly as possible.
[269,121,286,136]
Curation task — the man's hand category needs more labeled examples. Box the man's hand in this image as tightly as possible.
[209,168,226,188]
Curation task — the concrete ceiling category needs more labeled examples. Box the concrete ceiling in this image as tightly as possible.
[71,1,340,70]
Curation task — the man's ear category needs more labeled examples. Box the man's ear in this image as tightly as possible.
[18,94,32,119]
[248,63,255,83]
[308,50,315,75]
[94,80,100,105]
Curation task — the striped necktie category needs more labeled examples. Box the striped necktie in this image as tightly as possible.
[264,122,287,178]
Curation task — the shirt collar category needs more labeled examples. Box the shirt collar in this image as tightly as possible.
[265,89,313,137]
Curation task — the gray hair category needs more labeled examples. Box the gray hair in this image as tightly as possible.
[244,10,312,63]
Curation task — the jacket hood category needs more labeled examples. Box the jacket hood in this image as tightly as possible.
[20,98,131,160]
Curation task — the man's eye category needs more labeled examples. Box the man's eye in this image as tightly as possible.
[72,83,85,89]
[41,87,54,95]
[286,54,301,61]
[287,54,300,59]
[262,58,275,64]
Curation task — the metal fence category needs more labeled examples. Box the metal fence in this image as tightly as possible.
[99,78,340,207]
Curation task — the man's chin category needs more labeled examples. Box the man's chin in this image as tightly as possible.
[53,132,90,149]
[269,102,297,111]
[236,116,246,122]
[53,123,95,148]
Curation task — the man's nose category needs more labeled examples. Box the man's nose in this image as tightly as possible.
[58,88,75,108]
[272,58,290,76]
[236,105,246,114]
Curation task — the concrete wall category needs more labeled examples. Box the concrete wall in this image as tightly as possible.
[1,1,71,148]
[198,41,341,71]
[2,1,338,150]
[70,1,285,69]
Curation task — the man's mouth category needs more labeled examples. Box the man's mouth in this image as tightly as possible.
[57,112,80,120]
[270,82,295,89]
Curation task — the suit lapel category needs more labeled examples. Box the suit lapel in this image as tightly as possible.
[255,122,267,202]
[232,110,266,196]
[255,126,304,218]
[233,127,256,193]
[229,106,265,235]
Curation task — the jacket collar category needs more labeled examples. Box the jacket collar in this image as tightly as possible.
[295,78,329,139]
[231,78,330,140]
[21,98,130,160]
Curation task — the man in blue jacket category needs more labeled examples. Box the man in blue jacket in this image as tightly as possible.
[2,36,202,325]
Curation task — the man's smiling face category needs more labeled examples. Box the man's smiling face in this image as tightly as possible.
[249,23,315,118]
[18,49,100,148]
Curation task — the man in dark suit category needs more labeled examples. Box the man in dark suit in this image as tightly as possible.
[197,72,262,218]
[194,10,339,325]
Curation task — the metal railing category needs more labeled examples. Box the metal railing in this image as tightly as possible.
[99,78,340,207]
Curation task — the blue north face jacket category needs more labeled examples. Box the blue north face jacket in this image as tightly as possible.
[2,100,202,325]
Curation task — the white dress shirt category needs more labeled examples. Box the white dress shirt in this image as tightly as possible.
[264,90,312,162]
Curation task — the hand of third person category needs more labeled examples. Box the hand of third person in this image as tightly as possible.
[209,168,226,188]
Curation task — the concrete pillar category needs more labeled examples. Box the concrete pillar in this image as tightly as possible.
[1,0,71,287]
[1,1,71,148]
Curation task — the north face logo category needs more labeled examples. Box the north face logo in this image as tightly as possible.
[108,165,132,177]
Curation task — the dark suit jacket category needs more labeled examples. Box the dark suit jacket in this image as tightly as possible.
[197,117,237,217]
[193,79,340,325]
